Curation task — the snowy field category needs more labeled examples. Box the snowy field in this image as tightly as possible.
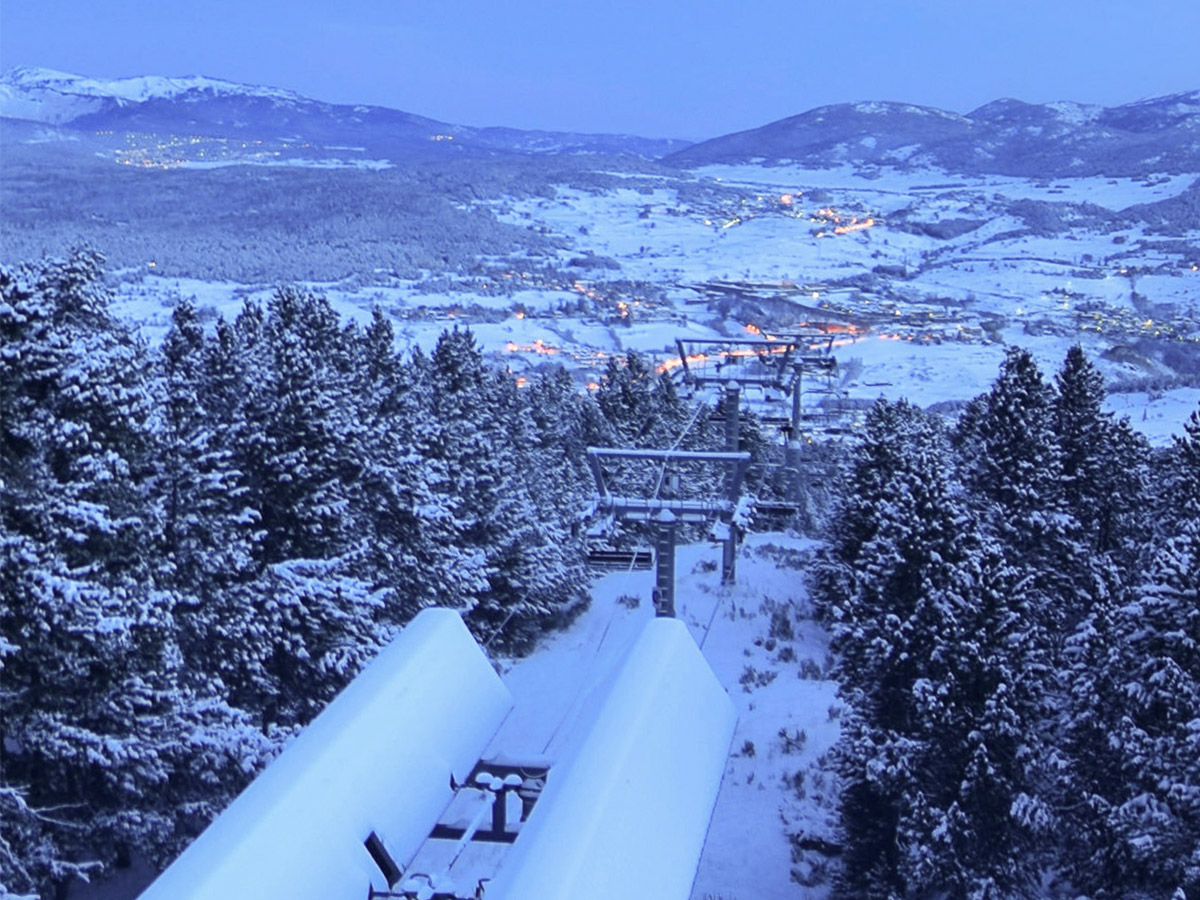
[107,158,1200,445]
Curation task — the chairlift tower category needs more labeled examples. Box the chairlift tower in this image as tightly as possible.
[672,333,839,508]
[586,447,750,616]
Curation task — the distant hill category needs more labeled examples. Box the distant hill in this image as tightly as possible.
[666,93,1200,178]
[4,67,1198,177]
[0,67,691,160]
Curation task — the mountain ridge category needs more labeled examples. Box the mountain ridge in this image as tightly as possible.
[0,66,691,160]
[3,67,1198,176]
[667,90,1200,178]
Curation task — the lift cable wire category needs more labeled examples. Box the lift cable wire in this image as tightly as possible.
[541,388,716,755]
[652,387,715,501]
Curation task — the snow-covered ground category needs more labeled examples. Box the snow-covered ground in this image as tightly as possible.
[491,533,838,900]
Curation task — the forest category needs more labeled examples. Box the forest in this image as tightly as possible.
[3,249,1199,900]
[0,250,725,898]
[815,346,1200,899]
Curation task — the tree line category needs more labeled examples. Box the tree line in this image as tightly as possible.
[0,249,712,898]
[817,345,1199,899]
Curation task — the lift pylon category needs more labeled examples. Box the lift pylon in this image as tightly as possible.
[586,447,751,615]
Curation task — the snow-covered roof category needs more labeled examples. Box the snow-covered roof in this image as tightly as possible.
[485,617,736,900]
[137,608,513,900]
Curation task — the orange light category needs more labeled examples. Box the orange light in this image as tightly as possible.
[505,339,560,356]
[657,352,709,374]
[833,217,876,235]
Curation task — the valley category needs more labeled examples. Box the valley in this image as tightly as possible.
[20,154,1194,445]
[5,70,1198,450]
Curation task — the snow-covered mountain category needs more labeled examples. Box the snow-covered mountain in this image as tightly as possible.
[667,92,1200,177]
[8,67,1196,173]
[1,66,305,113]
[0,66,690,159]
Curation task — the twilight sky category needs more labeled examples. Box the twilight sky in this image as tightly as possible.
[2,0,1197,139]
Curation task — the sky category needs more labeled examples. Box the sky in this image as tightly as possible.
[2,0,1198,140]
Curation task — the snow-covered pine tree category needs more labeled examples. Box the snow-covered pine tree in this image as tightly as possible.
[227,291,382,726]
[596,350,660,446]
[0,252,267,894]
[159,300,267,601]
[423,328,587,651]
[825,398,1052,899]
[1101,516,1200,898]
[923,539,1054,900]
[1055,568,1139,897]
[419,327,502,623]
[959,348,1068,551]
[1048,346,1155,893]
[253,287,362,562]
[166,311,283,719]
[828,401,971,898]
[525,366,598,556]
[956,347,1094,664]
[479,367,589,651]
[353,309,488,626]
[1053,345,1149,562]
[816,397,931,614]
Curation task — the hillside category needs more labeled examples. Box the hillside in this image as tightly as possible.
[0,66,691,161]
[666,92,1200,177]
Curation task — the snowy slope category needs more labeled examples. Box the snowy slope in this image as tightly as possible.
[0,66,306,124]
[0,67,689,159]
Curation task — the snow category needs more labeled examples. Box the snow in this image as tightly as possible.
[1044,101,1102,126]
[1,66,303,107]
[488,534,839,900]
[96,151,1200,447]
[1104,387,1200,447]
[691,162,1197,208]
[485,617,736,900]
[137,608,512,900]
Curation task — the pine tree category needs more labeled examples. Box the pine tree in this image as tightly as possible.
[596,351,659,445]
[826,398,1052,899]
[423,328,586,650]
[1050,346,1154,894]
[1053,345,1149,560]
[828,402,971,898]
[159,300,263,594]
[817,398,932,613]
[164,311,281,720]
[0,253,267,893]
[252,287,361,562]
[1101,520,1200,898]
[960,348,1066,551]
[353,311,487,626]
[958,347,1097,663]
[1056,570,1140,897]
[480,368,589,650]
